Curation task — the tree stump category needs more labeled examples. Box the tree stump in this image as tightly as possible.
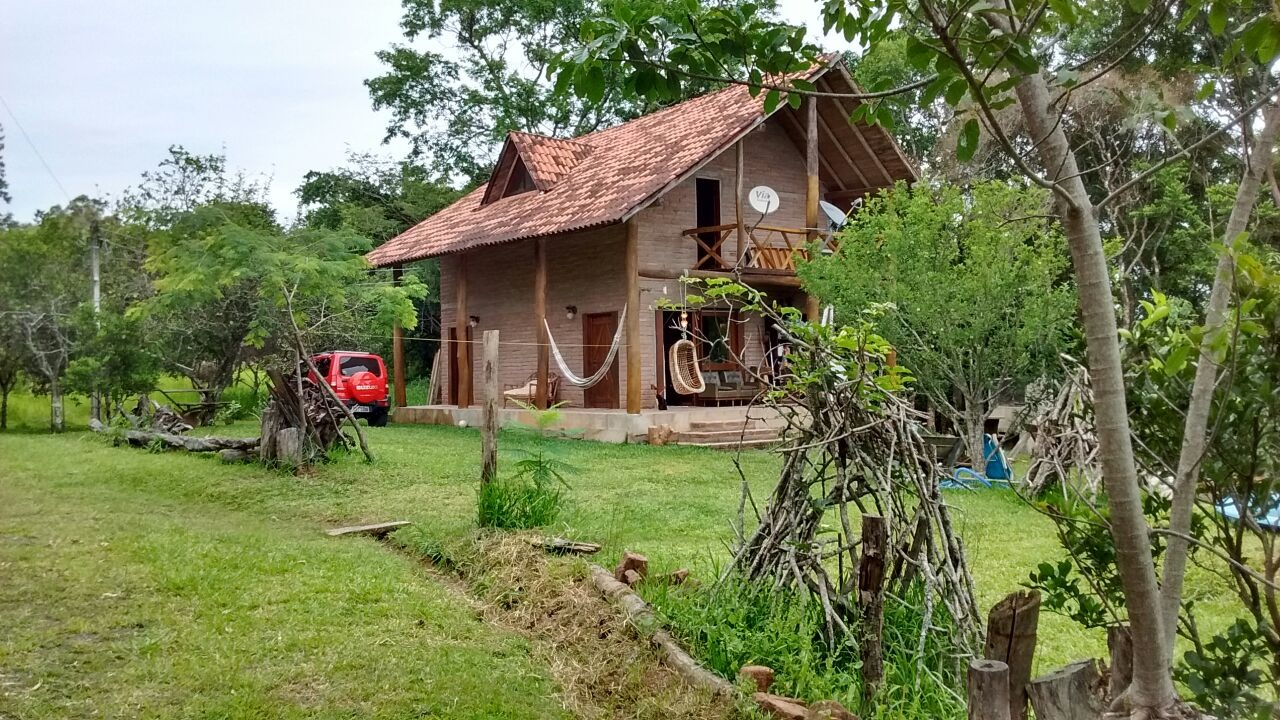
[1026,660,1102,720]
[739,665,775,693]
[274,428,303,466]
[613,551,648,583]
[983,590,1041,720]
[1106,625,1132,702]
[968,658,1011,720]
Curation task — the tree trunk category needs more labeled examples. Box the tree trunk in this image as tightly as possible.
[50,378,64,433]
[0,386,8,430]
[1006,64,1175,710]
[1159,100,1280,661]
[962,399,988,471]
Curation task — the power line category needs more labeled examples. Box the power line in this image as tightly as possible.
[0,92,73,202]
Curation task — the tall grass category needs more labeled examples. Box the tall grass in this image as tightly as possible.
[643,572,965,719]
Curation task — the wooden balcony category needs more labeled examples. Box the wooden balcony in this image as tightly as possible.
[683,224,826,274]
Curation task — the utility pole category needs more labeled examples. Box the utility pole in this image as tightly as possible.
[89,218,101,423]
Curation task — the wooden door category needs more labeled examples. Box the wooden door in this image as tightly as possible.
[582,312,620,409]
[695,177,722,268]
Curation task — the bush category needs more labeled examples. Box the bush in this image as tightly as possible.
[644,573,965,719]
[476,475,564,529]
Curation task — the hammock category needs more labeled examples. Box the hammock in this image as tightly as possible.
[668,338,705,395]
[544,305,626,389]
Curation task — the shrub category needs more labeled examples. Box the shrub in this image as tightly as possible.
[477,475,564,529]
[645,573,965,719]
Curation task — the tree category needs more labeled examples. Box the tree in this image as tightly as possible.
[552,0,1280,713]
[0,199,97,431]
[800,181,1077,467]
[0,122,12,227]
[297,152,460,246]
[63,306,161,418]
[366,0,773,183]
[0,315,22,430]
[297,153,461,378]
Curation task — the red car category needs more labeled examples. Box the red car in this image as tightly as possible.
[308,351,390,426]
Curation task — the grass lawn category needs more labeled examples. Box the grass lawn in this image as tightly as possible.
[0,410,1242,716]
[0,430,567,719]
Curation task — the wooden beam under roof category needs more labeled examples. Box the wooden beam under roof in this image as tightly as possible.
[778,106,847,192]
[817,76,896,187]
[815,102,872,190]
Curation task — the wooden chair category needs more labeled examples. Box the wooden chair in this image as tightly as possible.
[503,373,561,407]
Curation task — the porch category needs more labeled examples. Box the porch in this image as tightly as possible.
[684,223,833,274]
[393,403,785,446]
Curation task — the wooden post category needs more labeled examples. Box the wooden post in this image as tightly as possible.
[967,659,1012,720]
[481,329,499,485]
[624,218,641,414]
[456,254,471,408]
[1026,660,1102,720]
[735,140,746,264]
[534,238,549,409]
[391,265,408,409]
[804,294,821,321]
[859,514,888,693]
[983,590,1041,720]
[805,95,820,242]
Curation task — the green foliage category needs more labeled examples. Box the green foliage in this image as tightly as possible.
[368,0,738,182]
[800,181,1076,461]
[478,403,576,529]
[647,574,964,719]
[64,307,161,413]
[1030,250,1280,715]
[297,152,461,246]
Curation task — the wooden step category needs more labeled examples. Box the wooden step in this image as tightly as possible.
[674,428,779,444]
[680,430,778,448]
[687,418,765,431]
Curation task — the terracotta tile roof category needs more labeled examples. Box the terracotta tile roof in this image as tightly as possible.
[367,62,912,267]
[509,132,593,190]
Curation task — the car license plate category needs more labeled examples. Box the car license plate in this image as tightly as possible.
[350,405,371,414]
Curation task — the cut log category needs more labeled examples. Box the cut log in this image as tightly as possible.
[754,692,808,720]
[1026,660,1103,720]
[967,659,1011,720]
[739,665,775,692]
[588,564,734,697]
[804,699,858,720]
[613,550,649,583]
[98,423,261,454]
[532,537,601,555]
[274,428,303,466]
[218,448,253,463]
[326,521,412,538]
[663,568,691,585]
[983,590,1041,720]
[622,569,643,588]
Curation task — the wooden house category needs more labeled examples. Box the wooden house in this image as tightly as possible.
[367,59,915,442]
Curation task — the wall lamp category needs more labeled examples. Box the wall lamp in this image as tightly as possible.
[468,315,480,328]
[565,305,578,320]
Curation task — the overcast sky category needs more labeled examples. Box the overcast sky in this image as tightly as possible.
[1,0,832,224]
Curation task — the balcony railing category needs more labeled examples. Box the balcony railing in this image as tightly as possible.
[683,224,827,272]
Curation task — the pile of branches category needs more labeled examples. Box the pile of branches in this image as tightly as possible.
[1024,366,1100,497]
[89,396,257,454]
[259,364,372,467]
[721,292,982,658]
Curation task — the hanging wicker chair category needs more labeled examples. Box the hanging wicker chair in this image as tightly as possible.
[668,338,706,395]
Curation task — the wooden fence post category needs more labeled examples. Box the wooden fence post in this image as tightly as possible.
[968,659,1011,720]
[481,329,499,486]
[983,590,1041,720]
[859,514,888,692]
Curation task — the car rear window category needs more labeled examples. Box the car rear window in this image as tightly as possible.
[340,356,382,377]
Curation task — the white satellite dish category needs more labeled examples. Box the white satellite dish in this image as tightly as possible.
[819,200,847,231]
[748,185,780,214]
